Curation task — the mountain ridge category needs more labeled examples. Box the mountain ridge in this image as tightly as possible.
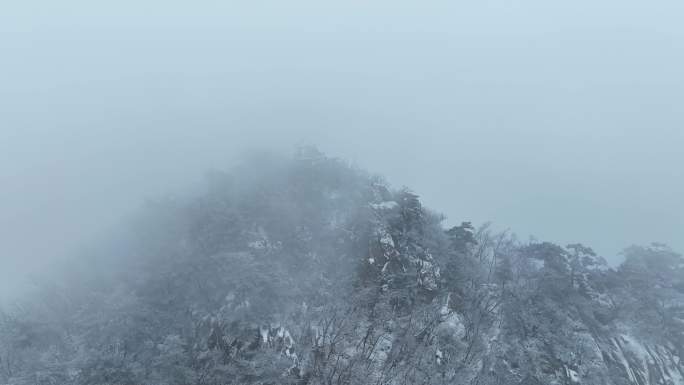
[1,149,682,385]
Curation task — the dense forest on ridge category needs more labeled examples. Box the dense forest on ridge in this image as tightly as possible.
[1,149,683,385]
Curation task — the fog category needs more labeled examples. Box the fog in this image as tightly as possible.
[1,0,683,303]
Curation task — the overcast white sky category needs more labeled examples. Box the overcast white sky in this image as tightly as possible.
[1,0,683,301]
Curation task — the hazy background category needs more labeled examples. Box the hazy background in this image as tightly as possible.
[1,0,683,302]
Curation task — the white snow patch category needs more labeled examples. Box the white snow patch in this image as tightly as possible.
[370,201,398,211]
[440,293,451,316]
[565,366,580,383]
[379,230,394,248]
[612,337,639,383]
[260,327,269,344]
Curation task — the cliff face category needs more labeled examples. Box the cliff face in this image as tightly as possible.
[1,151,682,385]
[476,320,684,385]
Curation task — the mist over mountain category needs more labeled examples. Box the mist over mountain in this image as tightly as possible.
[3,0,684,300]
[1,149,682,385]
